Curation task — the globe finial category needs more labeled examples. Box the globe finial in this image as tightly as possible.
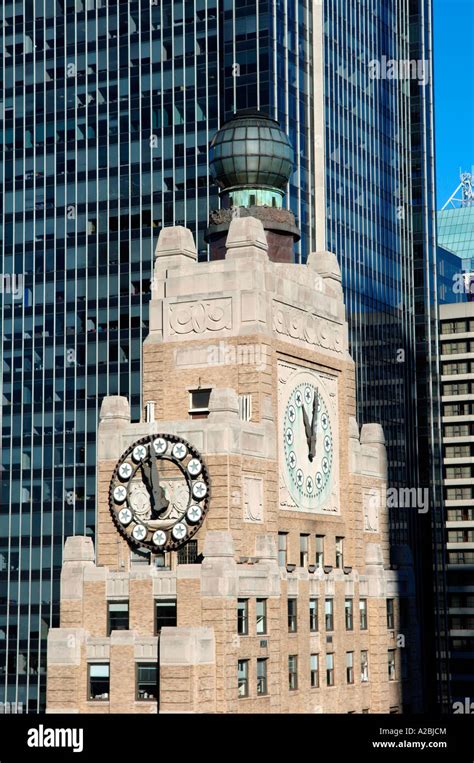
[209,110,294,209]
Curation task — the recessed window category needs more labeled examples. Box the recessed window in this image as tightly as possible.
[387,598,395,629]
[177,540,199,564]
[256,658,268,695]
[278,532,287,567]
[136,663,158,701]
[300,534,309,567]
[388,650,396,681]
[359,599,368,630]
[325,598,334,631]
[189,388,211,419]
[315,535,324,567]
[155,599,177,633]
[346,651,354,684]
[288,599,297,633]
[107,601,129,635]
[310,654,319,688]
[335,537,344,569]
[345,598,353,630]
[361,650,369,682]
[237,599,249,635]
[88,664,110,701]
[256,599,267,635]
[326,653,335,686]
[288,655,298,690]
[309,598,318,632]
[238,659,249,697]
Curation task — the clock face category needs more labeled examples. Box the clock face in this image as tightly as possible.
[109,434,210,551]
[282,371,335,511]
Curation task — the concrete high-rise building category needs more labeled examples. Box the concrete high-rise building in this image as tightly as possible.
[439,302,474,705]
[46,121,420,713]
[1,0,439,711]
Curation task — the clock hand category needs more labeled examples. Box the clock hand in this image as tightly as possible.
[301,404,312,455]
[150,451,169,515]
[309,390,318,461]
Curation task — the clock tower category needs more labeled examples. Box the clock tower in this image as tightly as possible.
[46,113,421,714]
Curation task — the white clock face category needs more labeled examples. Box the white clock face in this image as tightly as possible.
[282,372,334,511]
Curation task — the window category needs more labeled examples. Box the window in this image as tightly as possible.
[335,537,344,568]
[388,650,396,681]
[288,599,297,633]
[155,599,177,633]
[345,598,353,630]
[177,540,199,564]
[359,599,368,630]
[256,658,267,695]
[288,655,298,690]
[326,653,334,686]
[107,601,129,635]
[136,664,158,701]
[256,599,267,635]
[238,659,249,697]
[300,534,309,567]
[278,532,287,567]
[387,599,395,629]
[310,654,319,688]
[309,598,318,632]
[88,664,110,701]
[315,535,324,567]
[189,387,211,418]
[237,599,249,635]
[346,652,354,684]
[325,598,334,631]
[361,650,369,682]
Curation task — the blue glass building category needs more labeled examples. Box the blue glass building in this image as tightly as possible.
[0,0,315,711]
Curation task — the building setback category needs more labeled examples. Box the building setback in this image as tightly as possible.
[46,210,421,713]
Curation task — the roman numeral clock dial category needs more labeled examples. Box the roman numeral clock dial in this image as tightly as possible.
[109,434,210,551]
[282,370,335,512]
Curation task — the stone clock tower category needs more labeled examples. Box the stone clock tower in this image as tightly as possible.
[46,114,421,714]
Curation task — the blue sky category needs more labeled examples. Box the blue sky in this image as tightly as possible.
[434,0,474,209]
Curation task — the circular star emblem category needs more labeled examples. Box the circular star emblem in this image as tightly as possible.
[118,508,132,526]
[321,413,328,430]
[153,437,167,455]
[152,530,167,547]
[306,476,313,494]
[324,435,331,452]
[187,458,202,477]
[296,469,304,486]
[288,405,296,423]
[132,445,147,463]
[192,481,207,500]
[113,485,127,503]
[285,428,294,446]
[118,462,133,480]
[172,443,187,460]
[288,451,296,469]
[322,457,329,474]
[315,472,323,489]
[187,505,202,524]
[295,391,303,407]
[132,524,147,541]
[304,387,312,404]
[172,523,187,541]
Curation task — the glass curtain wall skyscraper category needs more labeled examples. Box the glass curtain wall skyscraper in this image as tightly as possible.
[0,0,315,711]
[323,0,447,710]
